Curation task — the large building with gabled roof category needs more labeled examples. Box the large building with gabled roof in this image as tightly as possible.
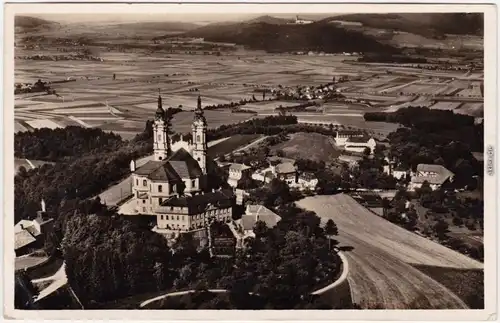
[129,94,234,236]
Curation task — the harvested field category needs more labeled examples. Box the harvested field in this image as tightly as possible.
[207,134,262,158]
[429,101,463,111]
[297,194,482,309]
[412,265,484,309]
[270,132,341,162]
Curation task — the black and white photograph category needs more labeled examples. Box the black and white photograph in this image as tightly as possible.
[3,2,497,321]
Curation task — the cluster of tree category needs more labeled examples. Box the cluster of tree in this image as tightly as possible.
[203,97,263,111]
[14,79,51,94]
[167,205,342,309]
[15,126,124,161]
[365,107,483,183]
[15,120,154,225]
[357,54,428,64]
[275,101,319,113]
[206,115,298,141]
[381,186,483,261]
[62,211,175,306]
[148,290,335,309]
[329,13,483,38]
[183,21,399,54]
[231,108,258,114]
[60,183,343,309]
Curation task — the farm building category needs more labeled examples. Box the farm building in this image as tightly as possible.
[344,136,377,154]
[229,204,282,249]
[408,164,455,191]
[383,158,410,180]
[334,130,366,146]
[14,200,54,257]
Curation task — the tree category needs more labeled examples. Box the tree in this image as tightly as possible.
[253,220,269,239]
[324,219,339,250]
[433,219,449,240]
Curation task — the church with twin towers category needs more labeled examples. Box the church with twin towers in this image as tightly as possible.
[128,93,235,236]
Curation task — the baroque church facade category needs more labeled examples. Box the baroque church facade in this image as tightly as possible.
[129,95,234,236]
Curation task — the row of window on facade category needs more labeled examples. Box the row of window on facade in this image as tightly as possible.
[162,221,230,231]
[136,179,196,191]
[158,209,230,221]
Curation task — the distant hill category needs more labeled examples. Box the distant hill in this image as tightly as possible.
[15,16,59,31]
[245,15,293,25]
[326,13,483,37]
[112,21,199,32]
[176,21,398,54]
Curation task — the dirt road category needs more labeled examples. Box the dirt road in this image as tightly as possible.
[297,194,483,309]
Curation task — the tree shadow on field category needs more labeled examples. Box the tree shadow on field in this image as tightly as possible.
[338,245,355,252]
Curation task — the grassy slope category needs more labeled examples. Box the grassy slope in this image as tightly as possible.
[270,132,341,162]
[412,264,484,309]
[207,134,262,158]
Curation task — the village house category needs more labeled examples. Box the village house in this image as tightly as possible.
[294,172,319,190]
[208,221,237,258]
[14,200,54,257]
[229,204,282,249]
[344,136,377,154]
[408,164,455,191]
[383,158,410,180]
[338,154,363,169]
[227,163,252,188]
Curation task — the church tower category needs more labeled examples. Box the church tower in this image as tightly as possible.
[192,95,207,174]
[153,92,171,161]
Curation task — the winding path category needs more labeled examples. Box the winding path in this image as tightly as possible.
[297,194,483,309]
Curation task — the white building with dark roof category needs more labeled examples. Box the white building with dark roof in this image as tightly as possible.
[128,95,234,236]
[408,164,455,191]
[334,130,366,146]
[344,136,376,154]
[230,204,282,247]
[227,163,252,188]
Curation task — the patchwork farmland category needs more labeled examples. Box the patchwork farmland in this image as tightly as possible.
[15,47,483,140]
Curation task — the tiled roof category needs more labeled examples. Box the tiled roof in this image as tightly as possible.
[134,148,202,181]
[346,136,373,144]
[275,162,297,174]
[169,149,203,179]
[412,164,454,185]
[15,230,37,250]
[242,205,281,231]
[229,163,251,171]
[14,220,34,234]
[337,130,364,136]
[161,189,235,214]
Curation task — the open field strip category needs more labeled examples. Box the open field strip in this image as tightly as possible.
[25,119,62,130]
[429,101,463,111]
[297,194,482,309]
[67,116,91,128]
[14,122,29,133]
